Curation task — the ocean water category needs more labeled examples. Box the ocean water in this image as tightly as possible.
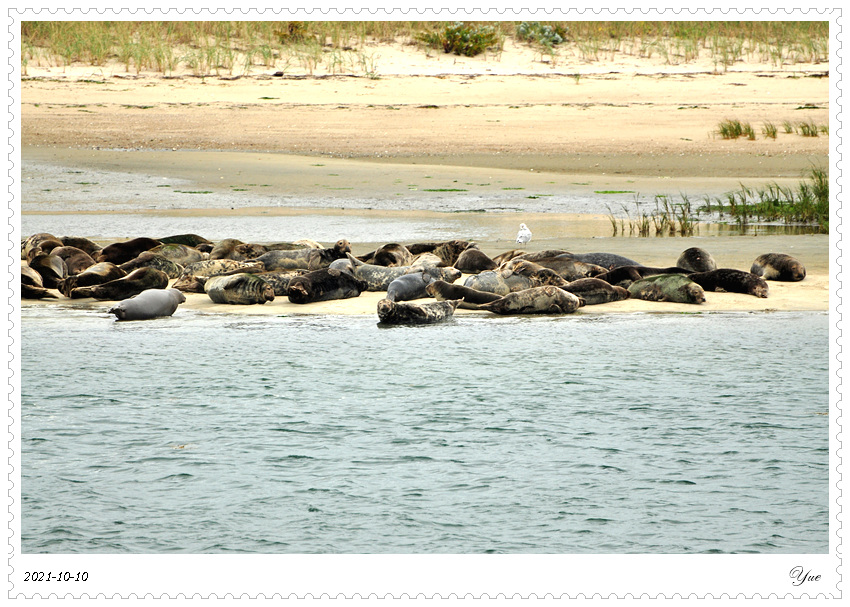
[20,306,829,554]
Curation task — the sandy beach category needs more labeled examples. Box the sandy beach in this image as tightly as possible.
[20,34,831,316]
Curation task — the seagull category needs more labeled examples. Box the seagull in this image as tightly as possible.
[516,223,532,245]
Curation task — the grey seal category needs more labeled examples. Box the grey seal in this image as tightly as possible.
[58,262,127,297]
[204,273,275,305]
[386,271,434,302]
[376,298,461,325]
[69,267,169,300]
[463,269,535,296]
[677,247,717,273]
[561,278,630,305]
[108,288,186,321]
[286,268,369,304]
[750,253,806,282]
[95,237,162,265]
[627,274,706,304]
[119,251,184,279]
[425,280,502,309]
[476,286,584,315]
[689,269,769,298]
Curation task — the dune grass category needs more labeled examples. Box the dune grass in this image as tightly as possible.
[20,20,829,77]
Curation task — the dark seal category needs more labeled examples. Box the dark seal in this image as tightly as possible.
[689,269,769,298]
[95,237,162,265]
[287,268,369,304]
[677,247,717,273]
[750,253,806,282]
[561,278,630,305]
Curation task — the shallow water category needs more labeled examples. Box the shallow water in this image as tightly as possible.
[21,306,829,554]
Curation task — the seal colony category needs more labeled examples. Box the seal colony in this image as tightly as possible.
[21,232,813,323]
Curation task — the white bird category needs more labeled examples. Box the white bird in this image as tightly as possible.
[516,223,532,245]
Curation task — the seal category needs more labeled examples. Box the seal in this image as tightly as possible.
[22,233,61,261]
[47,246,96,275]
[413,240,471,267]
[108,288,186,321]
[157,233,211,247]
[566,252,640,270]
[286,268,369,304]
[491,249,527,266]
[345,253,461,291]
[596,265,693,288]
[28,253,68,289]
[69,267,169,300]
[425,280,502,309]
[688,269,769,298]
[627,274,706,304]
[507,260,571,287]
[60,236,102,259]
[677,247,717,273]
[58,262,127,297]
[359,243,413,267]
[376,298,461,325]
[256,270,309,296]
[118,251,184,279]
[173,259,265,292]
[454,246,498,274]
[750,253,806,282]
[204,273,275,305]
[386,271,434,302]
[150,243,205,266]
[561,278,630,305]
[463,269,535,295]
[22,266,58,299]
[476,286,584,315]
[411,252,444,268]
[95,237,162,265]
[512,254,607,281]
[253,239,351,271]
[209,238,246,260]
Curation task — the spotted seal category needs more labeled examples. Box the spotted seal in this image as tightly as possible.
[627,274,705,304]
[108,288,186,321]
[286,268,369,304]
[376,298,461,325]
[750,253,806,282]
[22,233,61,261]
[70,267,169,300]
[565,252,641,270]
[512,254,607,281]
[688,269,769,298]
[561,278,630,305]
[204,273,275,305]
[173,259,265,292]
[476,286,584,315]
[677,247,717,273]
